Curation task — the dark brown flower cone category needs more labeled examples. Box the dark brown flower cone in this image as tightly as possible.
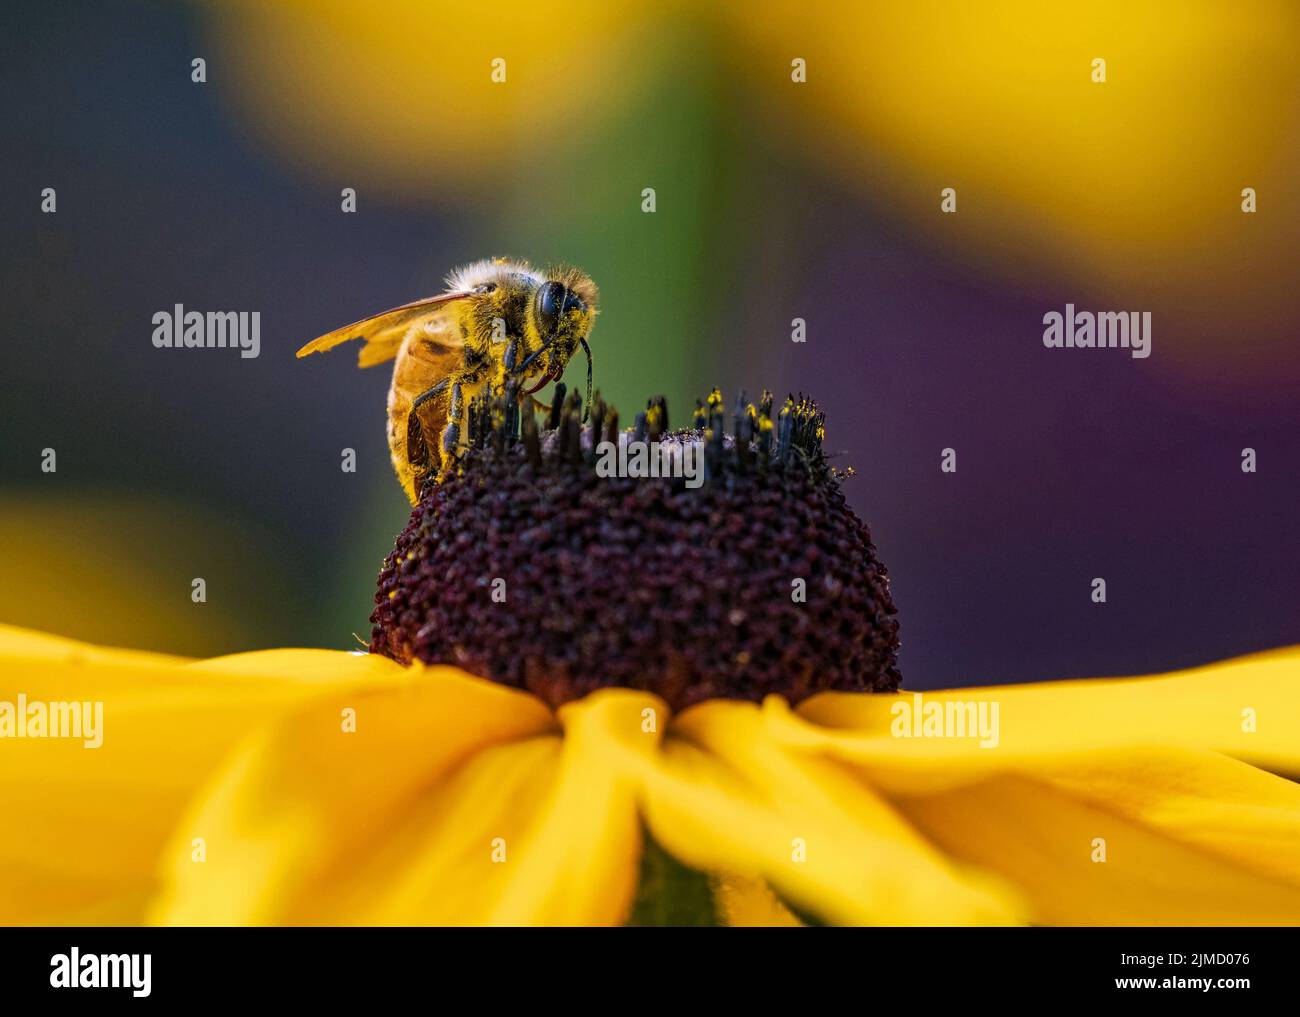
[370,386,901,711]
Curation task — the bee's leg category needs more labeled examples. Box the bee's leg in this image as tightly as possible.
[406,378,451,475]
[411,378,450,412]
[511,333,592,421]
[438,382,465,476]
[501,337,528,406]
[504,340,550,416]
[512,332,562,378]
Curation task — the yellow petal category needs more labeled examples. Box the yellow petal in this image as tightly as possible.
[0,633,398,924]
[777,655,1300,923]
[1029,747,1300,889]
[789,646,1300,790]
[151,668,555,924]
[488,689,662,925]
[0,621,190,669]
[896,767,1300,925]
[633,700,1023,925]
[711,874,803,927]
[248,732,564,924]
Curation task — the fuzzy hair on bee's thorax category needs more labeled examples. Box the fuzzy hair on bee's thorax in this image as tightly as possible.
[444,256,546,296]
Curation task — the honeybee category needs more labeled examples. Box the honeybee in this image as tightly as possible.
[296,257,598,503]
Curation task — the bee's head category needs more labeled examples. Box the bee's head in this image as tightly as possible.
[530,270,598,355]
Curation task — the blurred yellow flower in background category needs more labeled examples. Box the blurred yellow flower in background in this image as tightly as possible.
[4,624,1300,926]
[206,0,1300,384]
[735,0,1300,378]
[204,0,668,199]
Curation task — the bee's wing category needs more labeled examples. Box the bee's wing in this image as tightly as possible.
[295,291,471,368]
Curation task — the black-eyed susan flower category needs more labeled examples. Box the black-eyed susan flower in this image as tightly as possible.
[3,390,1299,926]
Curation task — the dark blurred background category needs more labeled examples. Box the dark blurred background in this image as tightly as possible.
[4,0,1298,689]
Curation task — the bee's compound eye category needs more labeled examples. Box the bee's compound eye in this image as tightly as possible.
[537,282,586,327]
[537,281,565,322]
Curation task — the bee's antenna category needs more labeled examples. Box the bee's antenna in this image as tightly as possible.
[579,336,593,423]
